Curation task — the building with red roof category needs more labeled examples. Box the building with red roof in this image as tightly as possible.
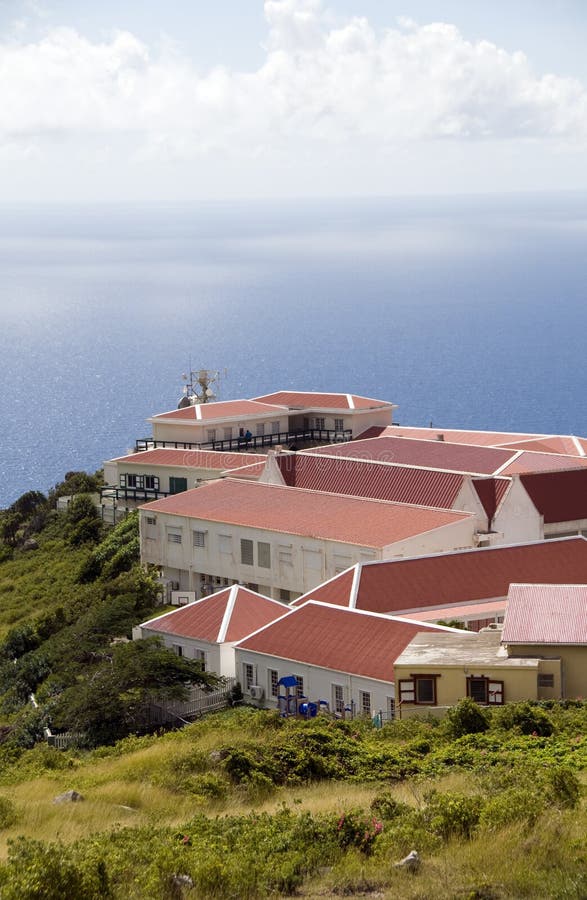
[133,585,287,678]
[139,477,476,602]
[234,600,462,715]
[292,536,587,629]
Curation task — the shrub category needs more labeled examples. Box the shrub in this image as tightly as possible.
[544,765,580,809]
[0,796,17,829]
[335,810,383,855]
[494,701,554,736]
[444,697,491,738]
[424,790,484,841]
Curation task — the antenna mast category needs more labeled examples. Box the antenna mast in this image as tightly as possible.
[177,368,223,408]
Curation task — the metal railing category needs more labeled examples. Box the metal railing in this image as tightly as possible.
[134,428,351,454]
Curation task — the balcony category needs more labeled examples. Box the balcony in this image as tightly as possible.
[134,427,352,454]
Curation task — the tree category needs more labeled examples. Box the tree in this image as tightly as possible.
[65,494,103,547]
[51,638,219,746]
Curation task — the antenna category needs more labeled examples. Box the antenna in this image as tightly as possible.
[177,367,226,408]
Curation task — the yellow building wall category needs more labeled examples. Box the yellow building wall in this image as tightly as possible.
[394,664,540,715]
[512,645,586,699]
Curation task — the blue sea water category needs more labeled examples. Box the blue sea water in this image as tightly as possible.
[0,193,586,508]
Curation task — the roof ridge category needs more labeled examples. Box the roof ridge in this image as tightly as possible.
[217,584,239,643]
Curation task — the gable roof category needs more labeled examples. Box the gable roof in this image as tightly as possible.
[503,583,587,645]
[236,600,457,682]
[109,448,266,470]
[312,435,515,476]
[253,391,392,411]
[139,586,286,644]
[499,451,587,476]
[140,478,472,548]
[359,426,587,458]
[150,400,286,423]
[471,477,511,520]
[292,537,587,615]
[275,452,466,509]
[520,469,587,524]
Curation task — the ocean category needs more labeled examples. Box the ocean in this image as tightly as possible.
[1,193,586,508]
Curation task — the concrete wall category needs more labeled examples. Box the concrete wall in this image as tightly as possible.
[140,509,477,600]
[510,644,586,699]
[136,626,223,675]
[393,662,541,713]
[151,414,286,445]
[492,478,543,545]
[234,648,395,718]
[104,457,229,493]
[140,509,383,598]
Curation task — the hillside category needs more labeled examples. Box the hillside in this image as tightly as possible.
[0,480,586,897]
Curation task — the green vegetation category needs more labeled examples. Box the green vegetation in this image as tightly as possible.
[0,478,215,751]
[0,479,587,897]
[0,706,584,897]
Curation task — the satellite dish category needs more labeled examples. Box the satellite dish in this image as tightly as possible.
[206,387,215,397]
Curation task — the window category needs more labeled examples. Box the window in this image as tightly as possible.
[172,643,183,657]
[145,516,156,526]
[315,417,325,429]
[169,476,188,494]
[279,588,290,603]
[121,473,144,489]
[219,534,232,554]
[334,418,344,432]
[295,675,304,698]
[193,649,206,671]
[241,539,254,565]
[257,541,271,568]
[207,429,217,442]
[144,475,159,491]
[359,690,371,716]
[278,546,293,567]
[243,662,255,691]
[333,554,352,574]
[192,530,206,548]
[333,684,345,715]
[223,427,232,440]
[398,676,439,705]
[167,531,182,544]
[268,669,279,698]
[466,676,504,705]
[271,421,280,434]
[538,673,555,688]
[256,423,265,437]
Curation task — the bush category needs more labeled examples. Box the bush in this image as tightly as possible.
[423,790,484,841]
[0,796,17,829]
[444,697,491,738]
[494,701,554,736]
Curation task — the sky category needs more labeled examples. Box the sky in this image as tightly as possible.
[1,0,587,202]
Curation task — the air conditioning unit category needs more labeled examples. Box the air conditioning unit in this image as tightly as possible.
[250,685,265,700]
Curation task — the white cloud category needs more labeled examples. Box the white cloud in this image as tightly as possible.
[0,0,586,183]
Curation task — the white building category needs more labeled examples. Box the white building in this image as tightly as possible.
[139,477,476,601]
[234,600,461,716]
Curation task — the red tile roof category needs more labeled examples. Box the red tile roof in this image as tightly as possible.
[407,599,507,623]
[471,478,511,520]
[358,427,587,458]
[110,449,266,470]
[520,469,587,524]
[276,453,465,508]
[361,426,549,446]
[236,601,454,682]
[313,435,514,476]
[151,400,286,422]
[499,451,587,476]
[141,478,471,548]
[503,583,587,644]
[292,537,587,614]
[140,586,286,643]
[253,391,392,410]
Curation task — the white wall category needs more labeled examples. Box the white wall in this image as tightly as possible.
[234,648,395,718]
[151,414,286,445]
[492,478,544,545]
[136,626,224,675]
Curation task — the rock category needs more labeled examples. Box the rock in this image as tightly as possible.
[22,539,39,551]
[394,849,421,873]
[53,789,84,804]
